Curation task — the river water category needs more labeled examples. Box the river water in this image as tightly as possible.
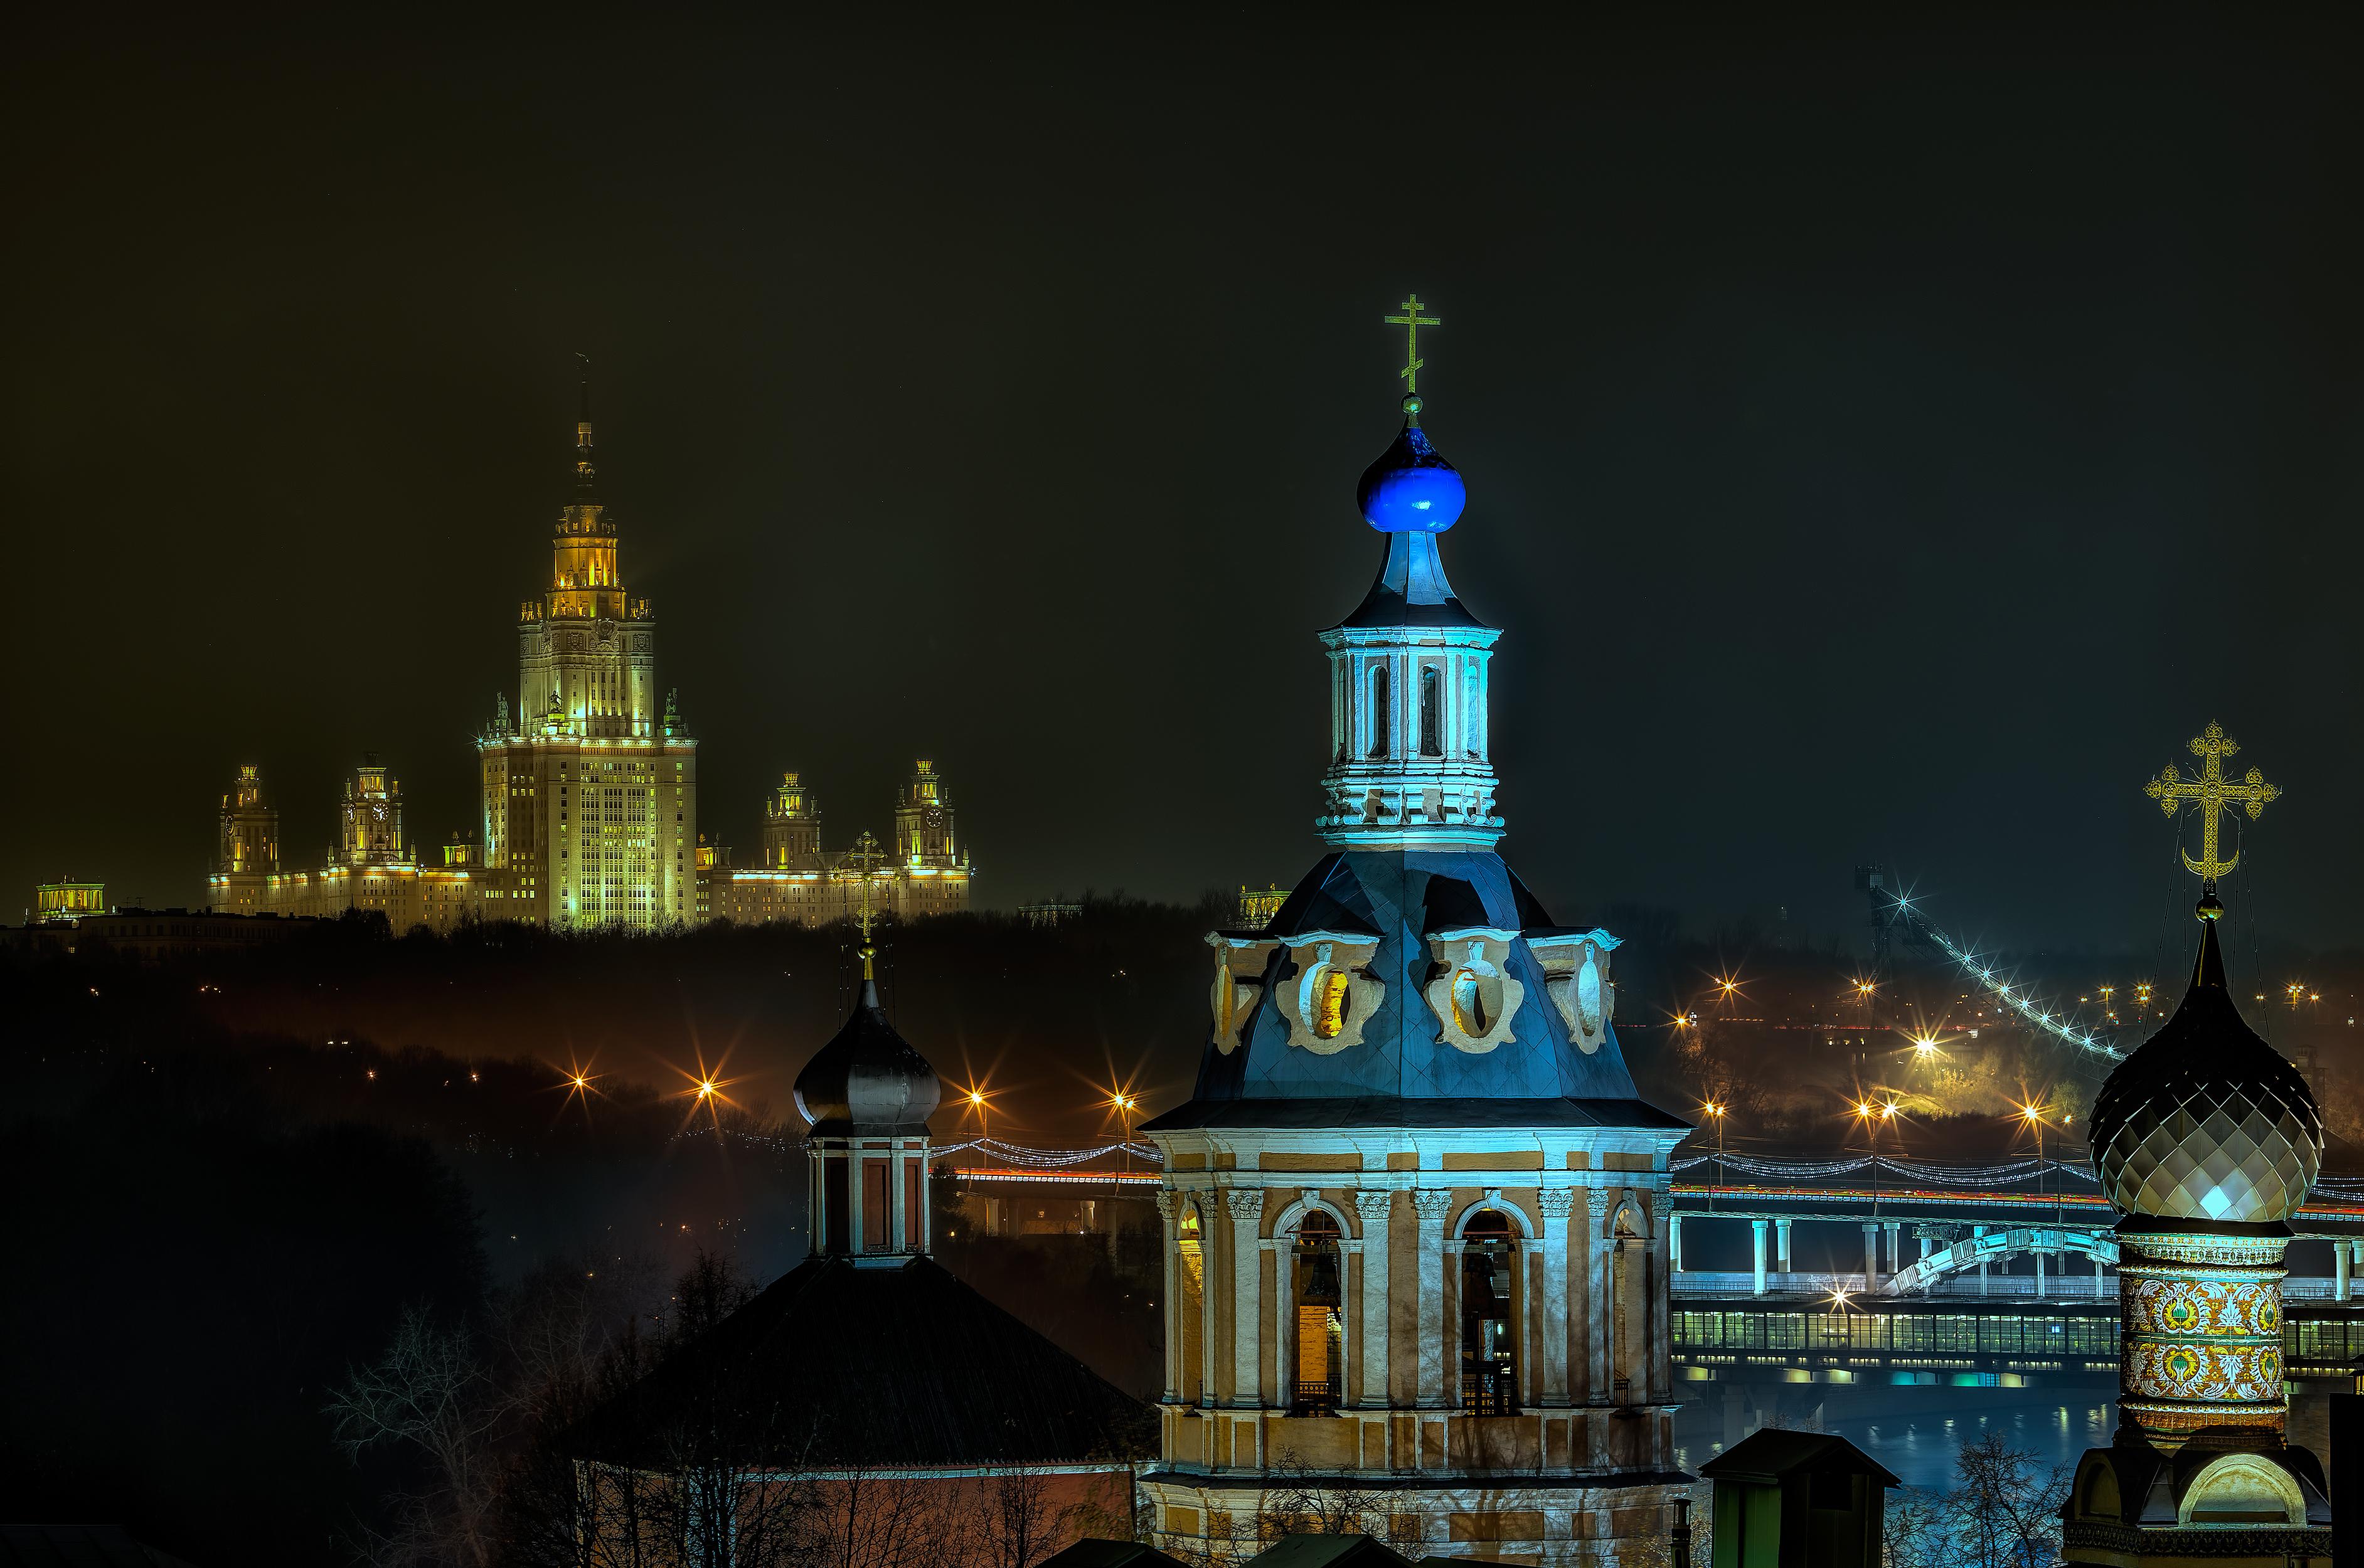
[1671,1384,2116,1491]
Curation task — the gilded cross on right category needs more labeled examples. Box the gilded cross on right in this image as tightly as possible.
[2144,722,2281,881]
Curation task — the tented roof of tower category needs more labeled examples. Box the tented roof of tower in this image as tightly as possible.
[1144,849,1683,1132]
[1328,531,1491,632]
[568,1253,1154,1470]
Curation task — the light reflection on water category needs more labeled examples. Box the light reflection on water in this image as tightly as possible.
[1674,1386,2116,1492]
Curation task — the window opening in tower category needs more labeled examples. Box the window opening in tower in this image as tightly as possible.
[1368,666,1390,758]
[1315,969,1352,1039]
[1420,665,1441,756]
[1461,1208,1518,1415]
[1451,968,1491,1036]
[1292,1210,1344,1414]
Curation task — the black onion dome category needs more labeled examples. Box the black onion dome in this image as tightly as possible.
[2089,905,2322,1223]
[792,978,942,1135]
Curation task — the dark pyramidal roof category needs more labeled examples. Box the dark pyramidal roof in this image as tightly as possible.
[573,1253,1154,1471]
[2089,898,2323,1224]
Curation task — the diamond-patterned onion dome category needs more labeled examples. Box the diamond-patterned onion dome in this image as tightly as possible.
[2090,905,2321,1223]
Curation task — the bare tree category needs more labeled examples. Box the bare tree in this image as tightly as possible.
[1947,1433,2066,1568]
[1882,1484,1951,1568]
[327,1304,509,1567]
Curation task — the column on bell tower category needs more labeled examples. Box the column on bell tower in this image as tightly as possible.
[1352,1189,1395,1409]
[1225,1188,1267,1408]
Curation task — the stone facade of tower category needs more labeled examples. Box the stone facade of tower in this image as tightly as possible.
[1138,381,1687,1566]
[206,759,484,933]
[475,384,699,929]
[698,760,974,926]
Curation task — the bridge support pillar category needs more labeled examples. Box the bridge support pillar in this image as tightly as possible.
[1974,1225,1989,1296]
[1669,1213,1682,1273]
[2338,1237,2351,1303]
[2035,1247,2047,1300]
[1883,1222,1901,1277]
[1861,1223,1879,1287]
[1776,1217,1791,1274]
[1751,1219,1768,1297]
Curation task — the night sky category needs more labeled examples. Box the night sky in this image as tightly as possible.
[11,10,2364,952]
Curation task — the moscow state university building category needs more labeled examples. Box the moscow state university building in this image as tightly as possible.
[476,391,698,930]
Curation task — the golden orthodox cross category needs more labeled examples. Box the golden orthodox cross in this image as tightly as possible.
[2144,722,2280,881]
[1385,294,1440,393]
[846,830,885,977]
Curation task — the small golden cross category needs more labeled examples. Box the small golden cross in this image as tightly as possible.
[1384,294,1440,393]
[2144,722,2280,881]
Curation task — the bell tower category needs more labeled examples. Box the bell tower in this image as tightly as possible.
[1139,305,1686,1565]
[791,839,941,1264]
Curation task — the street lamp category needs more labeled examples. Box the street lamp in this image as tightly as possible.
[1108,1089,1139,1170]
[1851,1098,1884,1211]
[1701,1100,1727,1209]
[2020,1102,2059,1224]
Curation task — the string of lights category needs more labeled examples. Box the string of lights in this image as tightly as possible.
[1673,1152,2097,1186]
[934,1136,1161,1166]
[671,1126,1163,1165]
[1878,889,2123,1061]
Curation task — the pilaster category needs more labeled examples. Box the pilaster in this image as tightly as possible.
[1156,1191,1179,1402]
[1353,1189,1395,1409]
[1225,1187,1266,1408]
[1585,1188,1611,1406]
[1412,1189,1455,1408]
[1536,1188,1577,1406]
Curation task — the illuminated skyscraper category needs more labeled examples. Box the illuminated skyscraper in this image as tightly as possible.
[1139,334,1685,1563]
[476,382,698,928]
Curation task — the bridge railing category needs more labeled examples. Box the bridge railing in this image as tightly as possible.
[1673,1269,2116,1301]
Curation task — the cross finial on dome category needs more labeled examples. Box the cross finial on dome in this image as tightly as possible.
[846,830,885,981]
[1384,294,1440,395]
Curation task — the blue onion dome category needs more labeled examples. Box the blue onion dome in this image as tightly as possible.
[2089,894,2322,1224]
[1356,393,1467,533]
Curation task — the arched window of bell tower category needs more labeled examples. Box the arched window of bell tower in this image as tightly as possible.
[1459,1207,1520,1415]
[1419,665,1442,756]
[1287,1210,1344,1415]
[1368,665,1391,758]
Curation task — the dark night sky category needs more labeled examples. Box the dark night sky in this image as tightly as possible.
[10,9,2364,953]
